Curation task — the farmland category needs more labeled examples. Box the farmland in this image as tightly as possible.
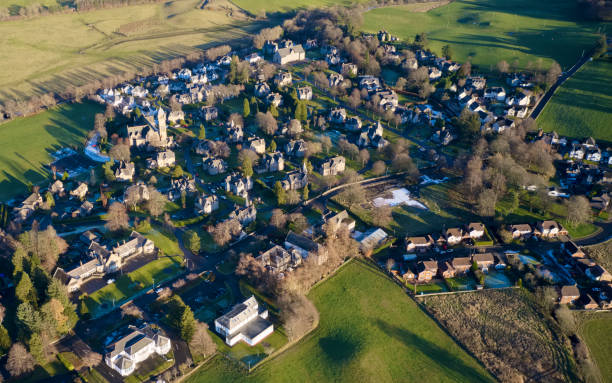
[579,313,612,383]
[422,289,579,382]
[0,0,260,105]
[538,58,612,142]
[361,0,608,70]
[232,0,365,15]
[0,101,103,201]
[186,260,493,382]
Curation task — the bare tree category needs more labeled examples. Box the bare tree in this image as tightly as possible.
[212,219,242,247]
[121,304,144,320]
[278,294,319,342]
[145,187,168,218]
[270,209,287,230]
[189,321,217,359]
[372,205,392,227]
[347,88,362,109]
[6,343,35,377]
[320,136,332,154]
[358,149,370,166]
[565,196,592,226]
[256,111,278,135]
[477,188,497,217]
[109,142,130,162]
[371,160,386,176]
[496,60,510,74]
[337,184,366,210]
[105,202,129,232]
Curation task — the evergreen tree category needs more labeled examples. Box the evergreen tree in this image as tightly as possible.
[269,140,277,153]
[242,157,253,178]
[274,181,286,205]
[15,273,37,307]
[294,101,307,121]
[0,325,11,354]
[269,104,279,117]
[198,124,206,140]
[44,192,54,208]
[31,267,51,304]
[27,333,44,363]
[12,246,26,276]
[184,230,200,255]
[16,302,41,337]
[179,306,196,342]
[243,98,250,118]
[229,55,238,83]
[302,184,309,200]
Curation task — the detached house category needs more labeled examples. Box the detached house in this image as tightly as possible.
[281,171,308,191]
[444,228,464,245]
[559,285,580,305]
[257,152,285,173]
[284,139,307,157]
[405,236,434,253]
[274,72,293,87]
[224,173,253,199]
[466,222,485,240]
[273,44,305,65]
[257,245,302,274]
[203,157,227,175]
[254,82,271,98]
[194,194,219,215]
[329,107,347,124]
[319,156,345,176]
[147,150,175,169]
[115,161,135,182]
[472,253,495,272]
[245,137,266,155]
[297,86,313,101]
[229,204,257,226]
[13,193,43,223]
[105,324,171,376]
[285,232,327,265]
[200,106,218,121]
[509,224,532,239]
[323,210,355,233]
[215,296,274,346]
[49,180,64,195]
[70,183,88,199]
[537,220,563,238]
[416,260,438,282]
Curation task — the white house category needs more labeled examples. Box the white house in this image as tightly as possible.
[215,296,274,346]
[105,325,171,376]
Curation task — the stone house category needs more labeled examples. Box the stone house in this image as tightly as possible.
[200,106,218,121]
[284,232,327,265]
[194,194,219,215]
[274,72,293,87]
[245,137,266,155]
[257,152,285,173]
[297,86,313,101]
[328,72,344,87]
[228,204,257,226]
[49,180,64,195]
[256,245,302,274]
[255,82,271,98]
[319,156,345,176]
[224,173,253,199]
[70,182,88,199]
[266,92,283,107]
[323,210,355,233]
[273,44,305,65]
[341,63,358,76]
[203,157,227,175]
[284,139,307,157]
[147,150,175,169]
[115,161,135,182]
[281,171,308,191]
[13,193,43,223]
[329,107,347,124]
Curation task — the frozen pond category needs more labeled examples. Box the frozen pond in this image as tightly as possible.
[372,188,427,209]
[485,271,512,288]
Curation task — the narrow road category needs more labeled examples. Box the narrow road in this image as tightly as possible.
[530,52,591,119]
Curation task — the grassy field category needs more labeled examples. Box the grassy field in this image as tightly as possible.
[0,0,261,104]
[585,239,612,276]
[0,101,103,201]
[579,314,612,382]
[232,0,365,15]
[422,289,579,382]
[186,260,493,382]
[538,58,612,142]
[362,0,608,70]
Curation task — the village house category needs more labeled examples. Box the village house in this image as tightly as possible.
[147,150,175,169]
[428,67,442,80]
[281,171,308,191]
[167,110,185,124]
[416,260,438,282]
[274,72,293,87]
[472,253,495,272]
[405,236,434,253]
[319,156,345,176]
[203,157,227,175]
[245,137,266,155]
[224,173,253,199]
[257,152,285,173]
[509,223,533,239]
[559,285,580,304]
[200,106,218,121]
[273,44,305,65]
[563,240,585,258]
[124,182,150,203]
[329,107,347,124]
[345,116,362,131]
[341,63,358,76]
[357,121,388,149]
[586,265,612,282]
[284,139,307,157]
[359,75,380,91]
[465,222,486,240]
[13,193,43,223]
[194,194,219,215]
[590,194,610,210]
[285,232,327,265]
[537,220,564,238]
[105,324,171,376]
[484,87,506,101]
[326,53,342,66]
[323,210,355,233]
[73,200,94,218]
[328,72,344,87]
[49,180,64,195]
[451,257,472,275]
[255,82,271,98]
[70,182,88,199]
[168,177,196,201]
[266,92,283,107]
[297,86,313,101]
[215,296,274,346]
[115,161,136,182]
[256,245,302,274]
[444,228,464,246]
[245,52,263,65]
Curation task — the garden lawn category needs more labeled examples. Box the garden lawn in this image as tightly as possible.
[0,101,103,201]
[362,0,608,70]
[538,59,612,142]
[580,316,612,382]
[143,229,182,256]
[186,260,493,383]
[85,255,183,316]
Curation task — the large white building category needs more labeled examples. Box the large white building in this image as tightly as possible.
[214,296,273,346]
[105,324,171,376]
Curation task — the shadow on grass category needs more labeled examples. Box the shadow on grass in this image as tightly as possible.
[375,319,493,382]
[318,332,362,365]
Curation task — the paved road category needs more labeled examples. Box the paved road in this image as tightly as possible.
[530,52,592,119]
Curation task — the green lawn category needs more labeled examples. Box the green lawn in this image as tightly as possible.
[538,58,612,142]
[186,260,493,382]
[0,101,103,201]
[232,0,365,15]
[142,229,182,256]
[84,255,184,316]
[580,317,612,382]
[362,0,608,70]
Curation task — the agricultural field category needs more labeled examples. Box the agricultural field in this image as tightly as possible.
[0,101,103,201]
[232,0,365,15]
[362,0,608,70]
[579,313,612,383]
[186,260,494,382]
[422,289,579,382]
[538,58,612,142]
[0,0,260,104]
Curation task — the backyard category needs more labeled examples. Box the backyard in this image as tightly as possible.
[186,260,493,382]
[361,0,608,70]
[0,101,103,201]
[538,58,612,142]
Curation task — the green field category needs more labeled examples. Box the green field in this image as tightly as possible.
[362,0,608,70]
[0,101,103,201]
[232,0,363,15]
[538,59,612,142]
[186,260,493,382]
[0,0,260,104]
[581,317,612,382]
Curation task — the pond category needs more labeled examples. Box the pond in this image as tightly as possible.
[484,271,512,288]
